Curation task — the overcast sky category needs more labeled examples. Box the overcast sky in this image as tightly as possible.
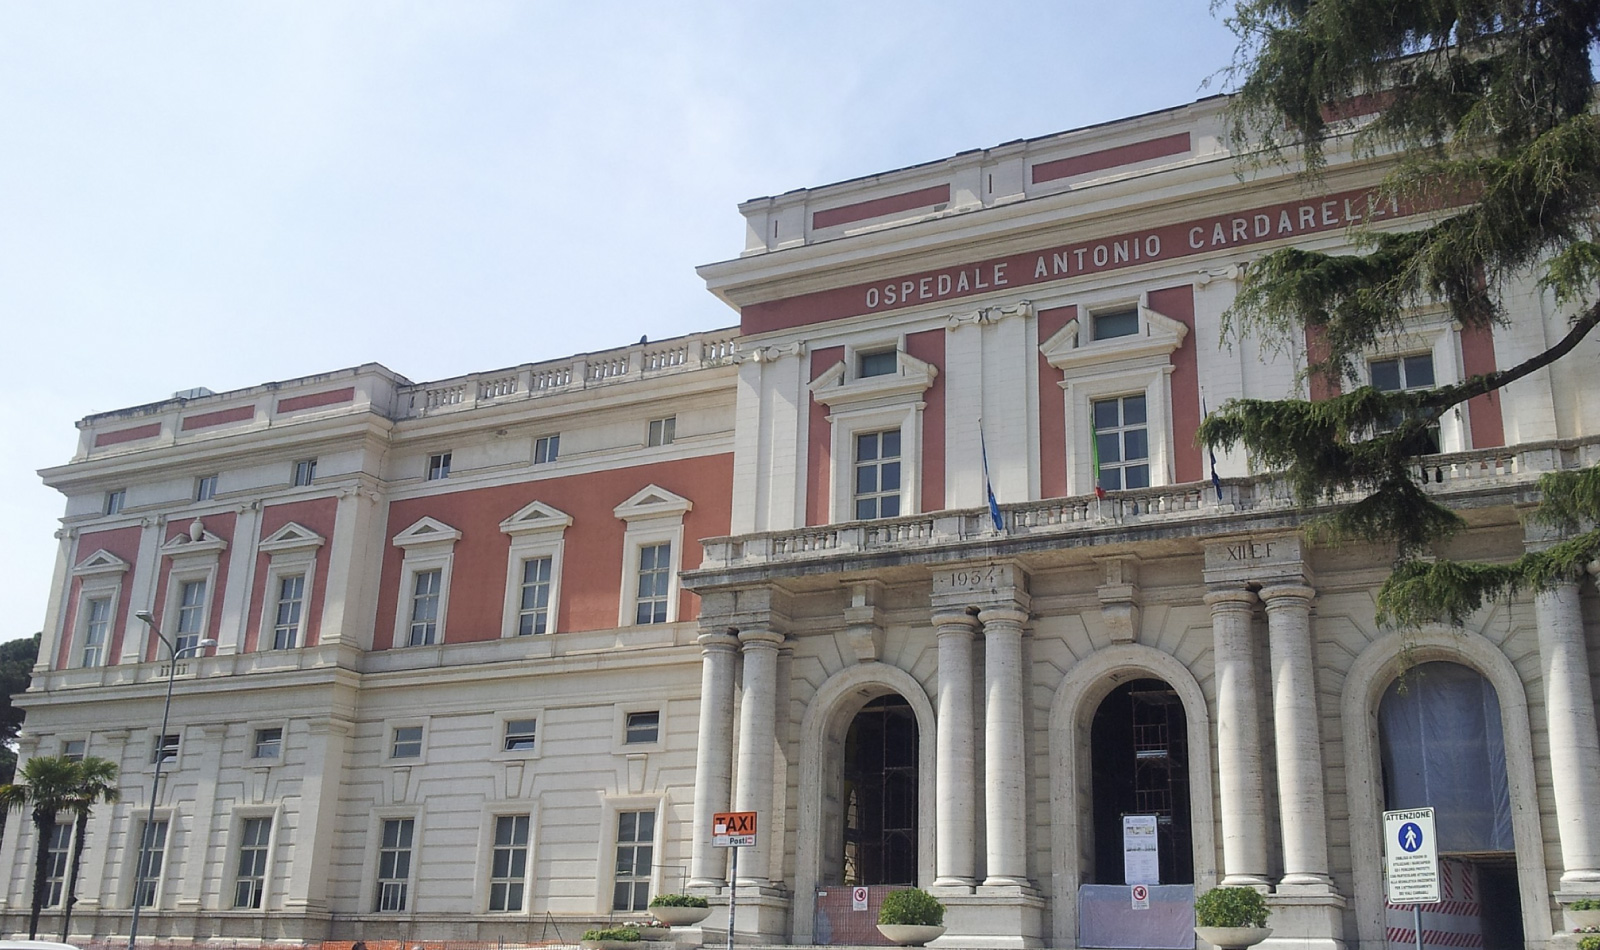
[0,3,1240,643]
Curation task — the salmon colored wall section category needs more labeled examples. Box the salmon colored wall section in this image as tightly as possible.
[146,512,238,661]
[277,387,355,413]
[1306,325,1341,402]
[1149,285,1202,482]
[181,405,254,431]
[373,455,734,646]
[94,423,160,447]
[806,347,844,526]
[1459,322,1505,448]
[1036,305,1076,498]
[57,526,142,670]
[245,498,339,652]
[905,329,945,512]
[1031,132,1191,184]
[813,185,951,230]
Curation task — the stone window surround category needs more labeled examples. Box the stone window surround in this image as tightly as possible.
[227,805,281,911]
[1355,311,1468,453]
[809,346,938,524]
[613,486,692,628]
[69,549,129,670]
[256,522,324,652]
[360,807,422,916]
[595,795,664,915]
[498,501,572,638]
[390,517,461,650]
[475,805,538,915]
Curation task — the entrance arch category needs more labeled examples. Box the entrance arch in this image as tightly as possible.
[794,663,936,944]
[1341,628,1551,949]
[1049,644,1217,948]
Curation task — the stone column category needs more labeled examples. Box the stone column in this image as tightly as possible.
[1535,578,1600,889]
[934,609,979,887]
[689,630,740,888]
[282,715,352,912]
[979,604,1029,887]
[1205,586,1270,886]
[1260,583,1333,889]
[734,628,784,886]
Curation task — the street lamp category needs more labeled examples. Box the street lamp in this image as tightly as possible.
[128,609,214,950]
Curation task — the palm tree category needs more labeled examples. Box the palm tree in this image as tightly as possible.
[58,756,119,941]
[0,755,81,938]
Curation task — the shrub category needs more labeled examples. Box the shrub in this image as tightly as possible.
[650,893,710,908]
[1574,899,1600,911]
[878,888,946,927]
[1194,887,1270,928]
[1579,935,1600,950]
[582,927,642,942]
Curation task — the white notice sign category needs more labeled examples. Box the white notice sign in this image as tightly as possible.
[1383,807,1441,904]
[1123,815,1160,885]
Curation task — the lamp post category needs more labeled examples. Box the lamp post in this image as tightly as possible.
[128,609,214,950]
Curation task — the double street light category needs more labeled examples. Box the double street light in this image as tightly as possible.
[128,609,214,950]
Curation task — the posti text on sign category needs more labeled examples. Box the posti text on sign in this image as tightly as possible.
[713,811,757,848]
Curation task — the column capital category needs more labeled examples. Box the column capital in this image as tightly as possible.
[933,609,979,634]
[1258,583,1315,608]
[976,603,1029,629]
[1204,585,1258,608]
[737,628,785,651]
[697,630,741,652]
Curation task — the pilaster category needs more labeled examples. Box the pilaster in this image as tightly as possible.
[1531,552,1600,893]
[689,629,740,888]
[932,608,979,889]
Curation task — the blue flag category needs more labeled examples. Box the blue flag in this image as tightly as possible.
[980,423,1004,532]
[1203,397,1222,500]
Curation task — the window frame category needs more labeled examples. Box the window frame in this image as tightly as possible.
[613,486,692,628]
[256,521,324,653]
[808,344,937,525]
[534,434,560,465]
[426,451,452,481]
[852,427,905,520]
[227,807,280,911]
[1359,314,1467,452]
[499,501,572,639]
[151,731,181,766]
[69,549,128,671]
[483,811,536,914]
[252,725,285,761]
[292,458,317,487]
[361,809,422,916]
[646,416,677,447]
[129,810,172,909]
[615,706,665,751]
[104,489,126,517]
[195,474,219,502]
[502,717,538,754]
[60,738,87,761]
[596,797,664,914]
[42,819,73,907]
[389,723,426,762]
[157,524,227,659]
[390,517,461,650]
[1091,393,1153,493]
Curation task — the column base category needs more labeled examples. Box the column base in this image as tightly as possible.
[699,886,790,946]
[932,891,1047,949]
[1220,874,1273,889]
[1558,871,1600,891]
[1276,876,1337,896]
[1261,890,1347,950]
[930,880,977,895]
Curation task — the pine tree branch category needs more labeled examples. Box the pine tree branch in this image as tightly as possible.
[1418,299,1600,413]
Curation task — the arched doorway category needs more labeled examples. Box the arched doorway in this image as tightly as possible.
[840,695,918,885]
[1089,679,1193,885]
[1378,661,1523,948]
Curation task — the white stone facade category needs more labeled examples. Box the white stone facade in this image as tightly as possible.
[6,94,1600,950]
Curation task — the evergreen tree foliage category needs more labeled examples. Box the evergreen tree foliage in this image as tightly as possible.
[1201,0,1600,628]
[0,633,41,785]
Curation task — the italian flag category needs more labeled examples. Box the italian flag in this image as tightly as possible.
[1091,424,1106,499]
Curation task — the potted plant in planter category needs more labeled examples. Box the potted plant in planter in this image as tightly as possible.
[581,926,642,950]
[1194,886,1272,950]
[877,888,946,946]
[1570,898,1600,929]
[649,893,712,926]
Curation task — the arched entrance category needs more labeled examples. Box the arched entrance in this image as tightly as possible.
[841,695,918,884]
[1089,679,1194,885]
[1378,661,1522,948]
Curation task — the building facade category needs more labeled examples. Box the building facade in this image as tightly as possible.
[6,94,1600,950]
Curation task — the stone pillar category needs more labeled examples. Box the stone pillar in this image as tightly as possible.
[979,604,1029,887]
[1535,578,1600,890]
[734,628,784,886]
[934,609,979,887]
[1205,585,1270,886]
[282,715,352,912]
[689,631,740,888]
[1260,583,1333,889]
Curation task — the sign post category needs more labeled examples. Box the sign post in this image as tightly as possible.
[1383,808,1440,950]
[713,812,757,950]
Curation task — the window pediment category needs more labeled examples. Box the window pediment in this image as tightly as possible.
[392,516,462,551]
[73,549,130,578]
[613,485,692,523]
[258,522,325,555]
[160,520,228,560]
[500,500,574,537]
[809,352,938,409]
[1040,303,1188,373]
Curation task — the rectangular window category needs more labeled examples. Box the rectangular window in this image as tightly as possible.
[489,815,530,912]
[858,349,898,378]
[534,434,560,464]
[647,416,676,447]
[195,474,218,502]
[153,733,179,764]
[232,817,271,909]
[61,739,85,762]
[175,579,207,653]
[253,727,283,760]
[1370,354,1442,452]
[854,429,902,520]
[625,711,660,745]
[43,822,72,907]
[1092,307,1140,340]
[503,718,537,752]
[105,490,126,516]
[82,597,111,667]
[375,818,414,912]
[1093,395,1150,492]
[292,459,317,487]
[427,452,452,480]
[132,818,168,908]
[634,543,672,625]
[517,557,553,636]
[408,570,441,646]
[612,810,655,911]
[272,574,305,650]
[391,725,423,759]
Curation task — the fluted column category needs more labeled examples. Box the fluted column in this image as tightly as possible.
[1535,578,1600,888]
[1261,583,1333,889]
[979,604,1029,886]
[734,628,784,886]
[934,609,979,887]
[1205,586,1270,886]
[689,631,740,888]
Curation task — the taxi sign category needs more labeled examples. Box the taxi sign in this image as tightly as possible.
[1383,807,1440,904]
[713,811,757,848]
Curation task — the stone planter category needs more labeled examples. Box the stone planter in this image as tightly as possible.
[1195,926,1272,949]
[581,941,641,950]
[1570,909,1600,929]
[650,904,712,926]
[636,927,671,940]
[876,924,946,946]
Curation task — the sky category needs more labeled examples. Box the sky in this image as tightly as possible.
[0,2,1241,644]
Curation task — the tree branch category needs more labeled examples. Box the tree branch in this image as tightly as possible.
[1420,299,1600,411]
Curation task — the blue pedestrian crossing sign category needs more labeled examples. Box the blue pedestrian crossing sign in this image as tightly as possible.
[1382,808,1440,904]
